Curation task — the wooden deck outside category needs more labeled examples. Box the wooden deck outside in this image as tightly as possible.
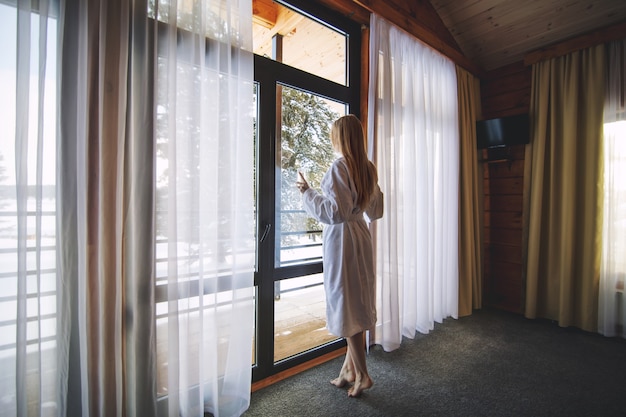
[271,281,337,362]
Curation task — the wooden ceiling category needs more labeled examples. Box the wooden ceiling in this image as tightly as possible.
[253,0,626,74]
[430,0,626,71]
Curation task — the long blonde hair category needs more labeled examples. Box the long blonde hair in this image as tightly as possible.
[330,114,377,209]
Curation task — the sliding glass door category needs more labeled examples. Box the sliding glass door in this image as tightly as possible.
[252,0,360,381]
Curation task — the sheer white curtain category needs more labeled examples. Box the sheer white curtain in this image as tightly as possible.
[2,0,59,414]
[153,1,255,416]
[368,14,459,352]
[599,38,626,338]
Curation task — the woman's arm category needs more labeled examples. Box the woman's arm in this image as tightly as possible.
[364,185,383,222]
[301,161,353,225]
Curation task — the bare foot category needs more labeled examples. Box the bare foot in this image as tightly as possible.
[330,370,355,388]
[347,375,373,397]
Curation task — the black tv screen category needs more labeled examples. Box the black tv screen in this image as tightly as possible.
[476,113,529,149]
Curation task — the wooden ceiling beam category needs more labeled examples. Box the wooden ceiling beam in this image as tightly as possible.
[253,4,306,55]
[253,0,278,29]
[273,6,305,36]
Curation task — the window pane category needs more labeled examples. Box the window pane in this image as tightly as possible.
[274,274,337,362]
[275,85,346,268]
[253,2,347,85]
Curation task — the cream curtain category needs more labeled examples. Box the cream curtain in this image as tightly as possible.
[524,45,605,332]
[368,14,459,352]
[599,39,626,338]
[58,0,156,414]
[456,66,483,317]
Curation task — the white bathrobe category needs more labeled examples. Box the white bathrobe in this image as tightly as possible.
[302,158,383,337]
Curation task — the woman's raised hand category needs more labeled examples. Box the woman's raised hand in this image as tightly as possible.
[296,171,309,193]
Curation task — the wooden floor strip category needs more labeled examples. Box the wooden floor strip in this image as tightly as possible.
[251,346,346,392]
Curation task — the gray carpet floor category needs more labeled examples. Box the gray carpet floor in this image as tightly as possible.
[244,309,626,417]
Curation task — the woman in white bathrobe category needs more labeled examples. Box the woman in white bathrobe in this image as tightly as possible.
[296,114,383,397]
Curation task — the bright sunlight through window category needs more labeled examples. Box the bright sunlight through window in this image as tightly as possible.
[603,120,626,283]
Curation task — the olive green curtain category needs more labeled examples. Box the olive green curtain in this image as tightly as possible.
[456,66,483,317]
[524,45,605,332]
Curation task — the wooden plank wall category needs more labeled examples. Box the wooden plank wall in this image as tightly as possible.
[481,62,530,119]
[480,62,531,314]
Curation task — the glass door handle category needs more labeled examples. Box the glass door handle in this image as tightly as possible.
[260,223,271,243]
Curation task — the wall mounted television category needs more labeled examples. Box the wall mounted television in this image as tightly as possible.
[476,113,530,149]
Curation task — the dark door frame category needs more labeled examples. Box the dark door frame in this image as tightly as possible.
[252,0,361,382]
